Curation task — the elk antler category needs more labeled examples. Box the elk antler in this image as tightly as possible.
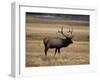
[58,27,67,37]
[67,27,73,38]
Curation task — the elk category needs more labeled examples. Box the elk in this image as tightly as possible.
[43,27,73,56]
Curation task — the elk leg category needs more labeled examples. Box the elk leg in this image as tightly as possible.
[55,48,57,56]
[45,48,48,56]
[58,48,60,56]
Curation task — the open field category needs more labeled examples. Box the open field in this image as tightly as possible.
[26,16,89,67]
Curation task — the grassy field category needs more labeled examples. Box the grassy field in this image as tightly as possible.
[25,16,89,67]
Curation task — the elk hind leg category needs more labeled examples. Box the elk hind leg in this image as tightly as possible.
[55,48,57,56]
[44,48,48,56]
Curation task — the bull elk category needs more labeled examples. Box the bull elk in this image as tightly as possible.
[43,27,73,56]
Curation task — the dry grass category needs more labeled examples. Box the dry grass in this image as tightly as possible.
[26,40,89,67]
[25,17,89,67]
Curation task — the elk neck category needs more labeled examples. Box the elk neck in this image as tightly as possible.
[62,37,73,47]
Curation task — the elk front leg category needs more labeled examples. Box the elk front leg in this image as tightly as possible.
[55,48,57,56]
[58,48,60,56]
